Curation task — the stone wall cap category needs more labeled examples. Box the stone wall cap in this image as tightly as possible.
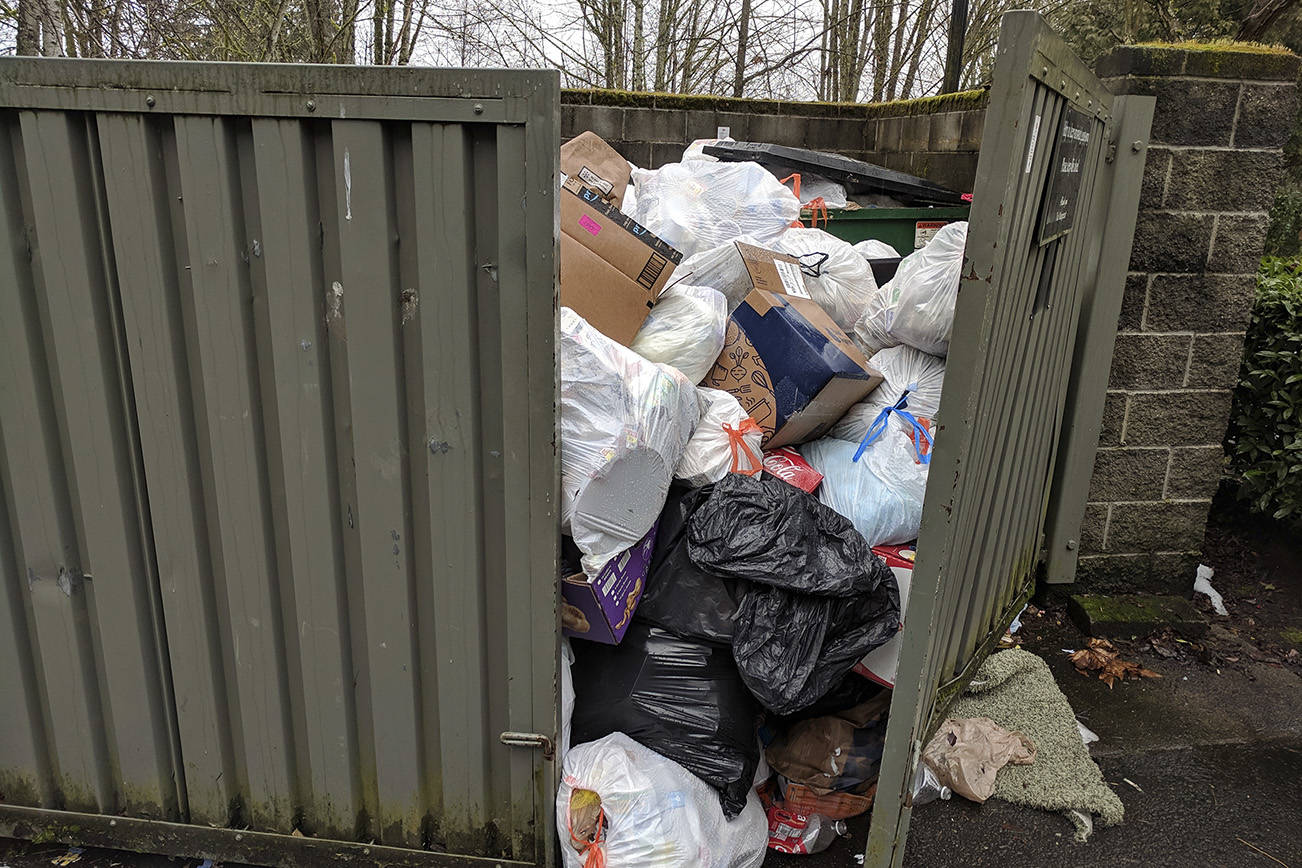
[1097,41,1300,81]
[559,87,990,120]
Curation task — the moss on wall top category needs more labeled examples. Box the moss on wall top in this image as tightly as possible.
[561,87,988,120]
[1098,40,1300,80]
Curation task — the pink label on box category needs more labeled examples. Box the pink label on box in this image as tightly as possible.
[578,214,601,236]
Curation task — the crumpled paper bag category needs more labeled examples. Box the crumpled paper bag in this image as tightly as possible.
[921,716,1036,803]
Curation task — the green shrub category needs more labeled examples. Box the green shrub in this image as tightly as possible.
[1264,189,1302,257]
[1226,257,1302,520]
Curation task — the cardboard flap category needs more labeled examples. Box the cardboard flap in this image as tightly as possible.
[736,242,809,299]
[561,131,631,207]
[766,374,881,449]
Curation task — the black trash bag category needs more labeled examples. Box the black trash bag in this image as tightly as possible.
[771,670,886,727]
[687,474,900,715]
[569,621,761,819]
[635,483,745,644]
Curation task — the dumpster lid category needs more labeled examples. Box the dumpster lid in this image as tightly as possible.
[702,141,965,207]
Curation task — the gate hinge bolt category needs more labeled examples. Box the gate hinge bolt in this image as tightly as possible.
[306,99,317,112]
[473,103,485,115]
[1131,140,1143,152]
[1066,539,1078,550]
[145,95,156,108]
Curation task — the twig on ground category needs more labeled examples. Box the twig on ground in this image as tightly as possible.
[1236,836,1290,867]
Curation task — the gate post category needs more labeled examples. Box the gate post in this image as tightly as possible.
[1044,44,1299,590]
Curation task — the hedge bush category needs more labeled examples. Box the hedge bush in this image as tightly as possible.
[1226,258,1302,520]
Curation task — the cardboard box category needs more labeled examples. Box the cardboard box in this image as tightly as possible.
[703,244,882,448]
[853,543,915,687]
[560,131,631,208]
[560,177,681,347]
[560,523,658,645]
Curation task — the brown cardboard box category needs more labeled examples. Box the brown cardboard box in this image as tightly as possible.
[560,177,681,346]
[561,131,631,208]
[704,243,882,448]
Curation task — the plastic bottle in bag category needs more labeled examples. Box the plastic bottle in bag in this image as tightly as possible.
[765,808,849,855]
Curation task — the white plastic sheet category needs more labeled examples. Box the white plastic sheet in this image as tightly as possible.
[831,345,946,443]
[854,238,901,259]
[772,227,878,333]
[557,733,767,868]
[630,284,729,384]
[674,234,770,312]
[682,137,734,161]
[561,307,700,576]
[675,388,763,487]
[854,220,967,357]
[629,161,801,258]
[795,173,848,209]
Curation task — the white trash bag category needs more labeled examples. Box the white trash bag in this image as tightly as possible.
[854,221,967,357]
[854,238,901,259]
[675,388,764,487]
[558,733,767,868]
[561,307,700,577]
[674,234,770,312]
[800,417,931,547]
[682,137,734,162]
[831,345,946,443]
[794,173,848,209]
[630,284,729,384]
[630,161,800,258]
[772,227,878,332]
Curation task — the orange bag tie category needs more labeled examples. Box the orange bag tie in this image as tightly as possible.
[804,196,829,228]
[780,173,805,227]
[723,419,764,476]
[568,807,606,868]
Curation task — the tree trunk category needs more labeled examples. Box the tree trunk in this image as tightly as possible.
[732,0,752,97]
[632,0,645,90]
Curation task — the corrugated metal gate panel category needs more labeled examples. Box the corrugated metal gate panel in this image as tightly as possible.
[864,13,1153,867]
[0,61,559,864]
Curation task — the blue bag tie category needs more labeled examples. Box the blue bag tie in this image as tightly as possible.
[852,385,933,465]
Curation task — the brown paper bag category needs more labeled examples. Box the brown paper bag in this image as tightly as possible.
[921,716,1036,803]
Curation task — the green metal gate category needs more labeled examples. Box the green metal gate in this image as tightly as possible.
[863,12,1153,866]
[0,61,560,866]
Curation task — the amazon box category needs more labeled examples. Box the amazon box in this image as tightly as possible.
[561,131,631,207]
[560,523,658,645]
[704,244,882,448]
[560,177,681,346]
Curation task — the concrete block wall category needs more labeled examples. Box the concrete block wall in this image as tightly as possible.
[560,89,987,192]
[1078,45,1300,593]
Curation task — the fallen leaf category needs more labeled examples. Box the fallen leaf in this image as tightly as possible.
[1262,583,1277,591]
[1070,637,1162,685]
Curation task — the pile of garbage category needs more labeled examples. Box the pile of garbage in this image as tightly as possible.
[555,131,967,865]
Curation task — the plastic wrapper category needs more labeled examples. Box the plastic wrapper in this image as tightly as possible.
[683,137,734,162]
[853,238,901,259]
[637,484,743,645]
[631,284,729,384]
[794,173,848,209]
[687,474,900,715]
[830,345,946,443]
[674,234,770,312]
[800,426,929,548]
[560,640,575,765]
[558,732,767,868]
[675,388,764,487]
[769,227,877,333]
[570,621,761,818]
[629,161,801,258]
[854,221,967,357]
[561,307,700,577]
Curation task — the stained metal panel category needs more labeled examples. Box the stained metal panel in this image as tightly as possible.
[863,13,1153,866]
[0,59,559,865]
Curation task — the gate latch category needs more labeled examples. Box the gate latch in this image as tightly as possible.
[500,731,555,760]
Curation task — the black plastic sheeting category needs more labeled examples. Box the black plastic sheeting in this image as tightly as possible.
[688,474,900,716]
[569,621,761,819]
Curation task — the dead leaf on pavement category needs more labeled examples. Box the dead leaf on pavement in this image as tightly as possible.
[1070,638,1162,688]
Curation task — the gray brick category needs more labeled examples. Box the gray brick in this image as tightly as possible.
[1166,446,1226,500]
[1112,77,1240,147]
[624,107,684,144]
[1119,273,1148,331]
[1107,500,1212,552]
[1089,448,1169,501]
[1208,213,1269,274]
[1123,390,1233,447]
[569,104,624,142]
[1183,50,1301,80]
[560,103,579,139]
[1149,551,1204,592]
[1140,147,1171,209]
[611,140,651,169]
[1145,274,1256,333]
[1081,503,1108,551]
[714,112,752,141]
[750,113,809,148]
[928,112,963,151]
[1234,84,1298,149]
[648,141,683,168]
[1109,333,1192,389]
[1165,150,1284,212]
[875,117,902,153]
[1185,333,1246,388]
[806,118,869,152]
[684,109,718,141]
[958,110,985,151]
[1096,46,1187,79]
[1076,553,1155,593]
[1099,391,1127,447]
[1129,212,1213,273]
[897,115,931,153]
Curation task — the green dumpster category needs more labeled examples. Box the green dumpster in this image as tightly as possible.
[811,205,970,253]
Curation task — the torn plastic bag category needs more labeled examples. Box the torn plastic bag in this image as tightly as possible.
[570,621,761,818]
[629,161,801,258]
[637,484,743,645]
[765,691,891,795]
[800,422,930,548]
[675,388,764,487]
[770,227,877,333]
[687,474,900,714]
[631,284,729,384]
[854,221,967,357]
[561,307,701,576]
[674,234,772,312]
[683,137,735,162]
[558,732,767,868]
[830,345,946,443]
